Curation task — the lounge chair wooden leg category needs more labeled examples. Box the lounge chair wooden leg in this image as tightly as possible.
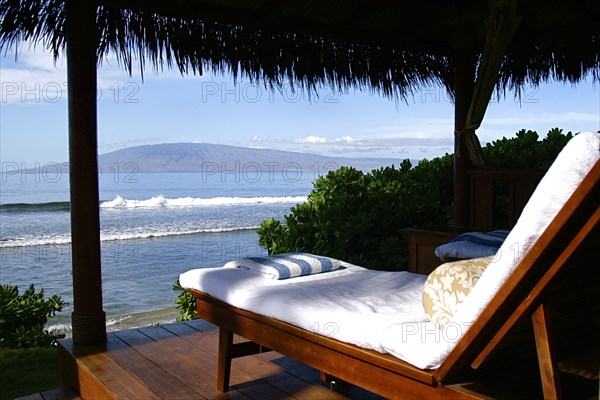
[217,328,234,392]
[320,371,335,383]
[532,303,562,400]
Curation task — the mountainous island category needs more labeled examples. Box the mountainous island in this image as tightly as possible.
[96,143,409,173]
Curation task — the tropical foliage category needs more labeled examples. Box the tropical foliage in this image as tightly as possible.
[483,128,572,169]
[257,128,573,270]
[173,280,197,322]
[0,284,64,349]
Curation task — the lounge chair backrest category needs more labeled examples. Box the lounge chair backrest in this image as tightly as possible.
[437,131,600,382]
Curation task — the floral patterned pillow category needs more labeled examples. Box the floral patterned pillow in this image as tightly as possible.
[422,256,494,328]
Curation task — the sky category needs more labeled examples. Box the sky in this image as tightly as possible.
[1,46,599,167]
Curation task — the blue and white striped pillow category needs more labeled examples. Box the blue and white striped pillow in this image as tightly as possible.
[224,252,341,279]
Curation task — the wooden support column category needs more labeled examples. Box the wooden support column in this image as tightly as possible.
[66,0,106,345]
[453,45,476,226]
[453,1,522,224]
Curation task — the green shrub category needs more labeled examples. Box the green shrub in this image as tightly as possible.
[260,155,454,270]
[483,128,572,168]
[173,280,196,322]
[0,284,65,349]
[257,218,287,255]
[257,128,573,271]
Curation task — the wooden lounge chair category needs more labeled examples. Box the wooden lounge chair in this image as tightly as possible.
[187,134,599,399]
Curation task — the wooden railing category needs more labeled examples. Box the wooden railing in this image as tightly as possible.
[407,168,547,274]
[467,169,546,229]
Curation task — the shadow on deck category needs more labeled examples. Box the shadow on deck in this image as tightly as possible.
[53,319,384,399]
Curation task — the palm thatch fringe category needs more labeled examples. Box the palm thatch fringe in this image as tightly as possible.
[0,0,452,100]
[1,0,598,102]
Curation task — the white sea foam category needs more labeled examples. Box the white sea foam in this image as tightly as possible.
[0,226,260,248]
[47,315,134,337]
[106,315,132,327]
[0,235,72,248]
[99,226,260,241]
[46,310,182,337]
[100,194,307,209]
[46,322,72,336]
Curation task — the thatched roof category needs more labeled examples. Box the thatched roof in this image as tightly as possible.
[1,0,598,100]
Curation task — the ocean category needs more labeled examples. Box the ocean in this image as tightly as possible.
[0,168,319,332]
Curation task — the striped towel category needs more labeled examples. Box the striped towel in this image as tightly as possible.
[223,252,341,279]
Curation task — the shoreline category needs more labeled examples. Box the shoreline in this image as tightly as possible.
[47,307,182,337]
[107,307,182,331]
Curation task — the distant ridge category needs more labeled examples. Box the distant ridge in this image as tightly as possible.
[96,143,408,173]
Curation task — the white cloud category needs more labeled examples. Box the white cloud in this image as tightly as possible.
[327,146,390,154]
[296,135,328,144]
[290,131,453,148]
[248,130,455,160]
[247,117,457,160]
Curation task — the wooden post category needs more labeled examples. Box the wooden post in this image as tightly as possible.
[66,0,106,344]
[453,45,476,226]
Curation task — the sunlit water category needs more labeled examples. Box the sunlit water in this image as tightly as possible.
[0,170,319,330]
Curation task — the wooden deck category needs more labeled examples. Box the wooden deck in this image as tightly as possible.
[56,319,385,399]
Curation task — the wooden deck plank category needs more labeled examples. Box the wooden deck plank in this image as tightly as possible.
[161,322,305,399]
[58,320,366,400]
[169,321,360,400]
[260,354,384,400]
[40,387,82,400]
[59,339,161,399]
[15,387,82,400]
[257,370,350,400]
[232,379,296,400]
[225,336,379,399]
[138,324,255,385]
[130,326,252,400]
[161,321,275,388]
[103,332,203,399]
[231,357,349,400]
[162,321,283,382]
[14,394,44,400]
[140,321,328,399]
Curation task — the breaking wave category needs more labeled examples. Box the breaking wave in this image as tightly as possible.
[0,226,259,248]
[100,194,307,208]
